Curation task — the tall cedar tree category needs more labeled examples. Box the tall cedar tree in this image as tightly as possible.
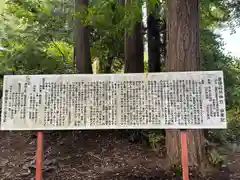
[166,0,205,167]
[124,0,144,73]
[147,5,161,72]
[75,0,93,73]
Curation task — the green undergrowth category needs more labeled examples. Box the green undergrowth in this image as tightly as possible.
[126,108,240,167]
[208,108,240,145]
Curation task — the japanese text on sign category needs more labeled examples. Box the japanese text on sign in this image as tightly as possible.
[1,71,226,130]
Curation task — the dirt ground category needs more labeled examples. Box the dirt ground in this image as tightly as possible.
[0,130,239,180]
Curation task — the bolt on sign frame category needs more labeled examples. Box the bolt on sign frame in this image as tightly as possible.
[1,71,226,180]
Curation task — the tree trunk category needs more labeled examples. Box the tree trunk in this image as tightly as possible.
[147,11,161,72]
[124,0,144,73]
[166,0,205,168]
[74,0,92,73]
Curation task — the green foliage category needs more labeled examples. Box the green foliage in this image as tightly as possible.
[144,59,148,72]
[127,129,165,152]
[225,109,240,143]
[0,0,74,76]
[208,108,240,146]
[200,0,230,29]
[208,149,224,167]
[85,0,125,73]
[201,33,240,108]
[147,132,164,151]
[0,41,74,75]
[1,0,239,75]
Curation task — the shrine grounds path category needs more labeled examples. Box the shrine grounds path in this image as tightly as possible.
[0,130,239,180]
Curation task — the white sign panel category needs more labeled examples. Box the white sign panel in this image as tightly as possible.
[1,71,226,130]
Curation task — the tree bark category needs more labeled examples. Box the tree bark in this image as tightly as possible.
[74,0,93,73]
[147,12,161,72]
[166,0,205,168]
[124,0,144,73]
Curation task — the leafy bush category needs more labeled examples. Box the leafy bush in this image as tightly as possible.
[208,149,224,167]
[147,131,165,151]
[225,109,240,143]
[208,108,240,144]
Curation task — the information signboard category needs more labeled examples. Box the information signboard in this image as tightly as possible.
[0,71,226,130]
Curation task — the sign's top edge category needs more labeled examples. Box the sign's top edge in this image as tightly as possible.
[3,71,223,78]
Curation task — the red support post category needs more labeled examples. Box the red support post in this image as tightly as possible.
[36,131,44,180]
[180,131,189,180]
